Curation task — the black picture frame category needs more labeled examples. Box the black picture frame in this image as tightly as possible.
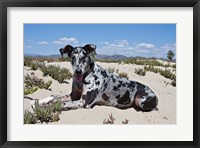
[0,0,199,148]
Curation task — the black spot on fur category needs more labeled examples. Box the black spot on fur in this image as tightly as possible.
[95,81,100,85]
[115,95,120,99]
[92,68,95,73]
[118,80,126,87]
[84,80,90,85]
[135,82,147,97]
[117,91,130,105]
[118,84,121,87]
[103,83,108,91]
[121,83,126,87]
[83,89,99,108]
[118,80,123,85]
[94,75,98,80]
[136,82,146,89]
[127,81,135,88]
[111,75,116,82]
[82,95,86,100]
[101,70,108,78]
[114,86,119,91]
[102,93,109,101]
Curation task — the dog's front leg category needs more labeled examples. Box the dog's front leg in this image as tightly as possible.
[38,95,71,105]
[62,99,85,110]
[70,80,83,101]
[38,95,55,105]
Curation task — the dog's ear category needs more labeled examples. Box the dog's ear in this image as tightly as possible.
[83,44,96,54]
[60,45,73,57]
[59,48,64,57]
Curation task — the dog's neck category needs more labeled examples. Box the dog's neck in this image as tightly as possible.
[83,60,95,80]
[73,58,95,84]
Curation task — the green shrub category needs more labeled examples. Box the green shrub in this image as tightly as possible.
[24,56,72,83]
[24,75,52,95]
[30,63,39,71]
[172,64,176,68]
[41,80,52,90]
[159,69,176,80]
[32,100,54,123]
[57,57,70,62]
[24,57,41,70]
[144,66,176,80]
[40,66,49,76]
[116,69,119,74]
[24,110,38,124]
[31,100,62,123]
[105,67,115,73]
[24,57,33,67]
[24,86,38,95]
[118,72,129,79]
[144,66,159,73]
[51,101,63,113]
[123,58,175,68]
[95,59,121,63]
[134,68,146,76]
[24,56,70,64]
[124,58,163,66]
[40,65,72,83]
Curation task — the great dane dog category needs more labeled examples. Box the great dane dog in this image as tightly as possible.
[40,44,158,111]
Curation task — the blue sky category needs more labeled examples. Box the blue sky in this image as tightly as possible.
[24,24,176,58]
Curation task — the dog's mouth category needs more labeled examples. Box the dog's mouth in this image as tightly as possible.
[75,74,83,81]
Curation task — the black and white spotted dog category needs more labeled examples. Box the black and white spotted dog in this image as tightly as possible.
[40,44,158,111]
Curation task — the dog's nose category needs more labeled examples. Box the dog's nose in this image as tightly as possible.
[75,69,82,74]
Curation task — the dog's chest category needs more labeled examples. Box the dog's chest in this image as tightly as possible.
[83,64,108,91]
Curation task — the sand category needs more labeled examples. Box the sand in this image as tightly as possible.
[24,61,176,124]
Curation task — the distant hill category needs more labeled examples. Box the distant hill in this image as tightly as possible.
[24,53,175,62]
[24,53,127,59]
[95,54,127,60]
[24,54,60,58]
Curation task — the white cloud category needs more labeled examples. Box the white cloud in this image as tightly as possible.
[52,37,78,45]
[136,49,149,53]
[160,43,176,58]
[161,43,176,51]
[101,40,129,49]
[98,40,176,58]
[116,40,129,46]
[136,43,155,49]
[37,41,49,45]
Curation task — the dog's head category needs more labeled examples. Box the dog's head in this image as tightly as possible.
[60,44,96,81]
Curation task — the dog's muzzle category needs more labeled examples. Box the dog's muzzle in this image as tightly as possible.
[75,69,83,81]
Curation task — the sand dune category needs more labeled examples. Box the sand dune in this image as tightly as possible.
[24,61,176,124]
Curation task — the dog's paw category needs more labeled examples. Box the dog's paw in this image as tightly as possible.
[39,96,54,105]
